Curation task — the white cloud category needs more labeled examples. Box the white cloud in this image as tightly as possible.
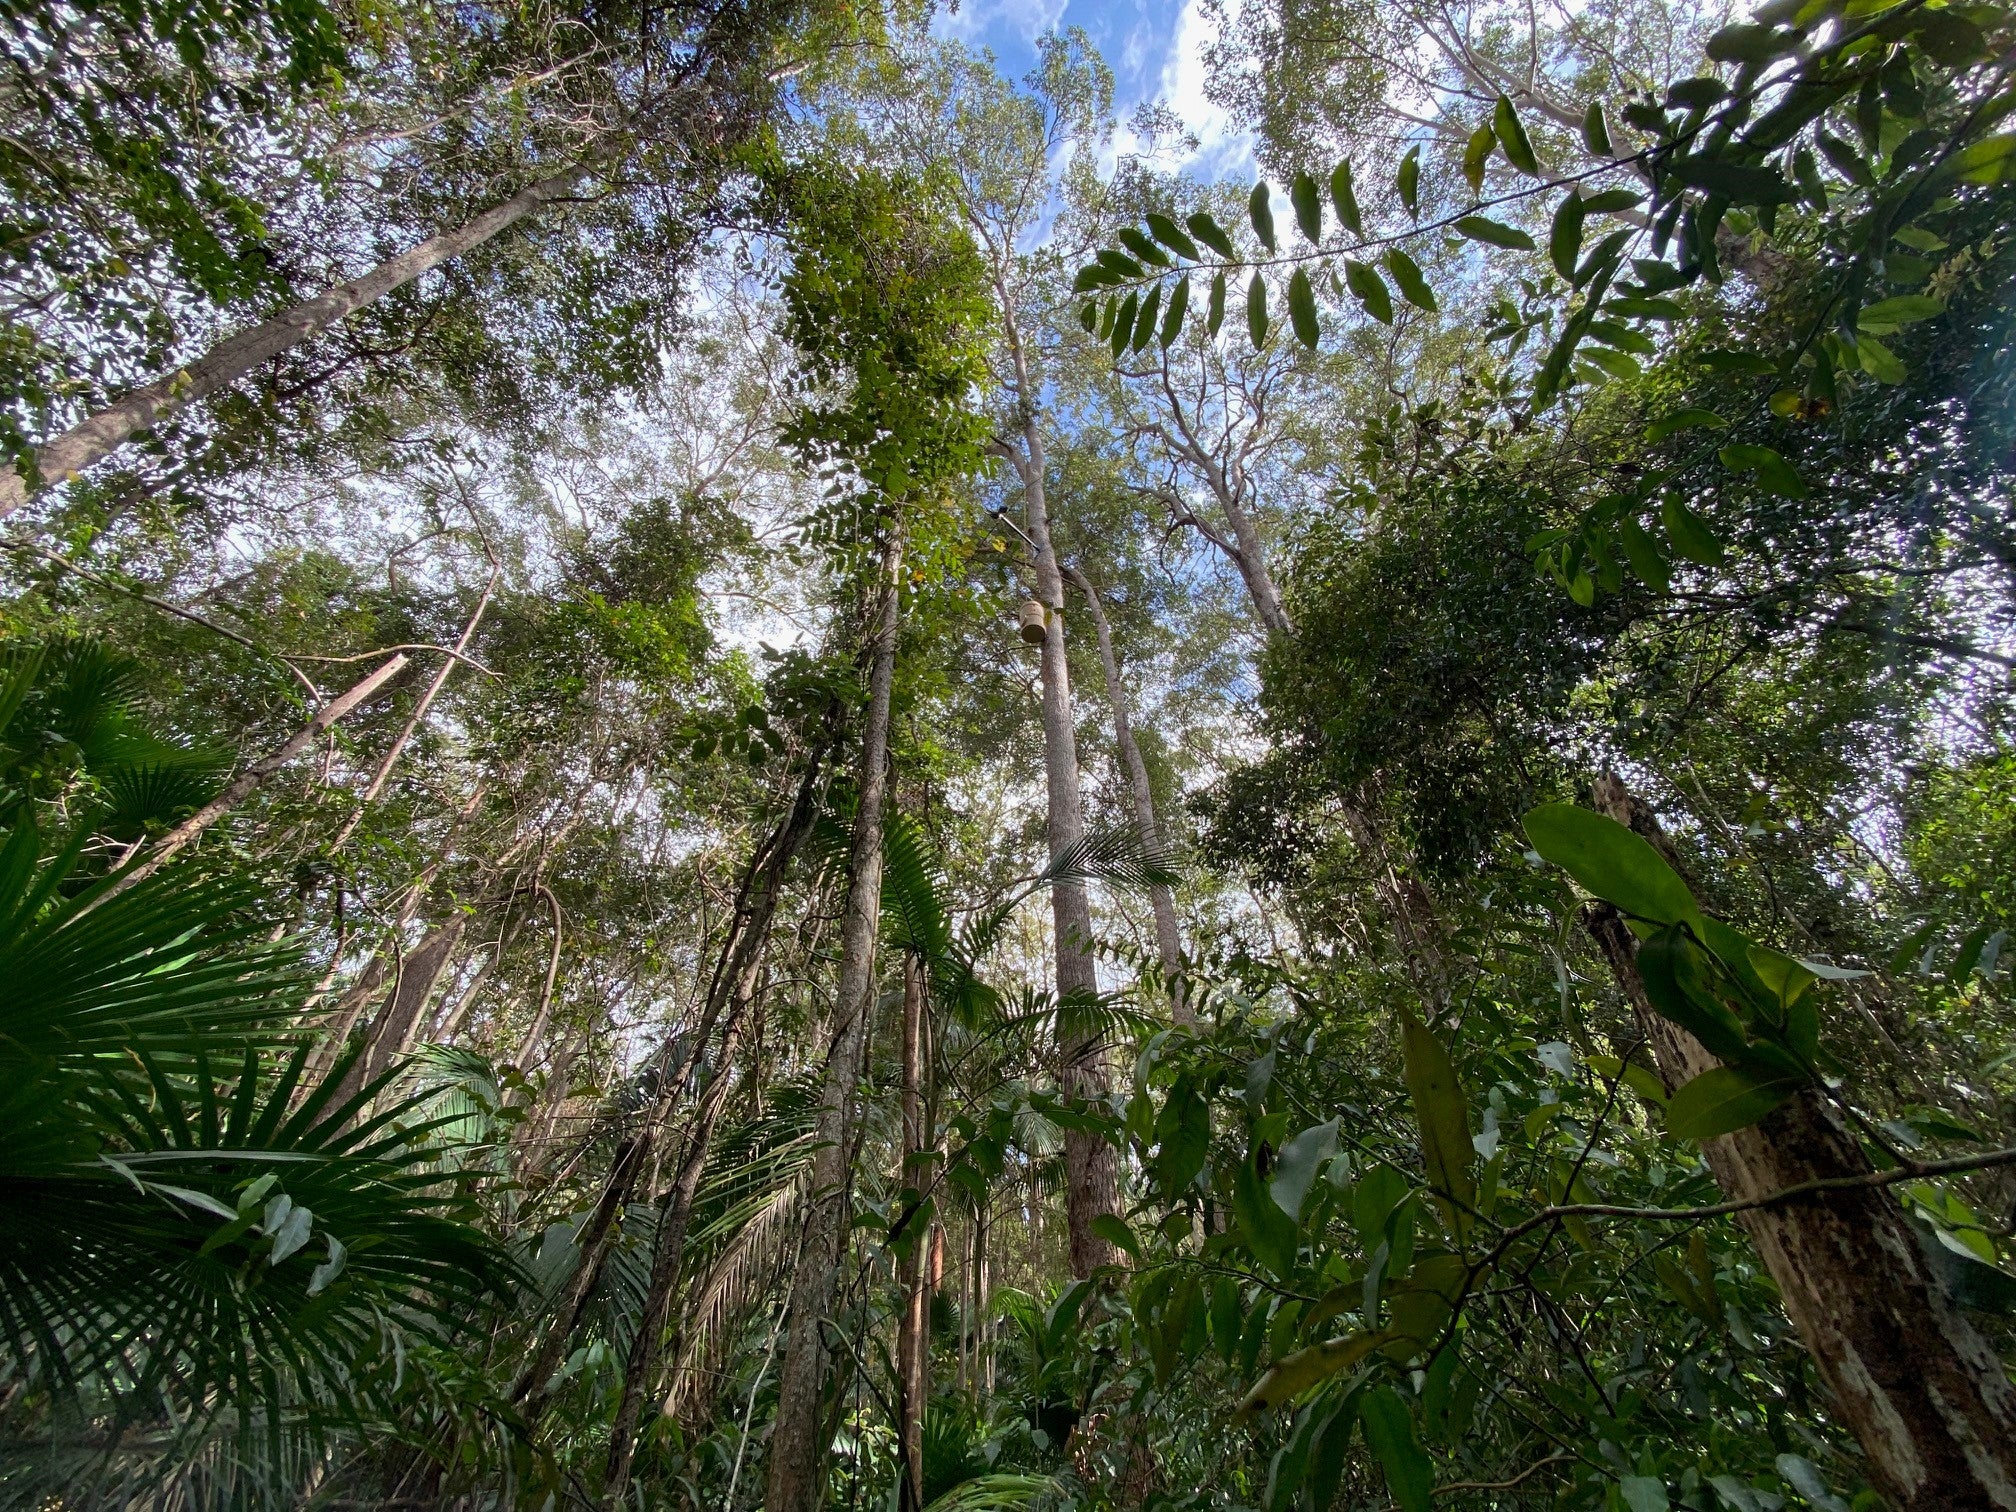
[936,0,1070,45]
[1155,0,1253,179]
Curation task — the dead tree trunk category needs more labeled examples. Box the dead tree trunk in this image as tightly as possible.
[763,536,901,1512]
[1586,773,2016,1511]
[1066,563,1185,1022]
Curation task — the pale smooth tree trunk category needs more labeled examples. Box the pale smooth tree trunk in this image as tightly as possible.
[1000,368,1118,1278]
[0,164,604,518]
[1586,773,2016,1511]
[1065,564,1186,1022]
[764,535,902,1512]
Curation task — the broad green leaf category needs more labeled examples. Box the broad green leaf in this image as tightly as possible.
[1934,131,2016,186]
[1383,248,1436,311]
[1774,1455,1850,1512]
[1077,301,1097,333]
[1493,96,1538,174]
[1385,1252,1466,1354]
[1522,804,1701,927]
[1270,1118,1340,1219]
[1856,334,1907,383]
[1247,271,1269,348]
[1396,145,1421,215]
[1072,264,1110,292]
[1583,99,1612,156]
[1090,1212,1140,1259]
[1353,1163,1410,1246]
[1361,1388,1434,1512]
[1619,514,1672,592]
[1330,161,1363,236]
[1287,267,1320,348]
[1153,1074,1211,1191]
[1646,407,1726,441]
[1290,170,1322,242]
[1109,292,1138,358]
[1208,269,1227,335]
[1146,211,1201,261]
[1549,193,1586,280]
[1160,275,1190,347]
[1621,1476,1671,1512]
[1667,1065,1804,1140]
[1583,346,1640,381]
[1608,295,1685,319]
[1638,926,1751,1065]
[1249,182,1277,251]
[1463,124,1494,193]
[1187,211,1237,259]
[1401,1014,1473,1239]
[1096,249,1144,280]
[1234,1148,1299,1275]
[1706,21,1794,63]
[1130,283,1162,353]
[1669,157,1794,205]
[1662,496,1725,564]
[1718,443,1809,499]
[1119,226,1171,267]
[1581,188,1643,214]
[1343,259,1393,324]
[1237,1328,1391,1416]
[1700,349,1777,375]
[1455,216,1535,250]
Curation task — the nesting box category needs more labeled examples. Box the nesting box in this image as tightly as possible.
[1017,600,1048,645]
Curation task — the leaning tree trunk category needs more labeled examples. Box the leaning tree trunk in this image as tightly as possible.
[764,535,902,1512]
[1006,400,1117,1278]
[1066,564,1185,1023]
[1586,773,2016,1511]
[0,161,614,518]
[514,744,832,1430]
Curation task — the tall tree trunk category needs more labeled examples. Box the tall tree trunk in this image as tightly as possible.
[897,953,927,1512]
[1004,405,1117,1278]
[764,536,902,1512]
[1065,563,1185,1022]
[353,914,466,1084]
[0,164,608,518]
[1585,773,2016,1511]
[514,745,832,1428]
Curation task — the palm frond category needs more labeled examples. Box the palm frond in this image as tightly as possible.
[923,1473,1059,1511]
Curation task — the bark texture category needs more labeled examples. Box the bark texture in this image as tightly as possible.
[1585,773,2016,1511]
[763,537,902,1512]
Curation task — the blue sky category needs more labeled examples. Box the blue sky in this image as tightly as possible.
[933,0,1254,181]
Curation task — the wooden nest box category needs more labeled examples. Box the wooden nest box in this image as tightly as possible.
[1017,600,1047,644]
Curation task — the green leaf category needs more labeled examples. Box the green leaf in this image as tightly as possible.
[1661,495,1725,564]
[1522,804,1702,928]
[1288,268,1321,348]
[1353,1163,1410,1246]
[1343,259,1393,324]
[1090,1212,1140,1259]
[1146,211,1201,261]
[1208,269,1227,336]
[1934,131,2016,186]
[1361,1388,1435,1512]
[1130,283,1162,353]
[1154,1075,1211,1192]
[1249,182,1278,252]
[1330,161,1363,236]
[1396,145,1421,215]
[1291,170,1323,242]
[1077,300,1097,333]
[1118,227,1172,267]
[1187,212,1237,260]
[1700,349,1777,375]
[1638,926,1750,1063]
[1717,443,1809,499]
[1581,188,1643,215]
[1234,1148,1299,1275]
[1549,193,1586,280]
[1606,295,1685,319]
[1493,96,1538,175]
[1271,1118,1340,1219]
[1669,156,1794,205]
[1620,1476,1671,1512]
[1109,292,1138,358]
[1619,514,1671,592]
[1583,99,1612,156]
[1383,248,1436,312]
[1246,271,1269,348]
[1454,216,1535,251]
[1160,276,1190,347]
[1237,1329,1391,1416]
[1646,408,1727,441]
[1667,1065,1804,1140]
[1706,21,1792,64]
[1463,124,1495,193]
[1401,1013,1474,1239]
[1072,264,1112,292]
[1856,333,1906,383]
[1096,249,1144,280]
